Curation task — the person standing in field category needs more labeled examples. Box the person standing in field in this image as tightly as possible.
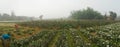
[0,33,11,47]
[14,24,19,32]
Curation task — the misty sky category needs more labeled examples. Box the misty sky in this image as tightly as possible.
[0,0,120,19]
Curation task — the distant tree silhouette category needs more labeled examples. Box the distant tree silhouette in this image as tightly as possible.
[39,15,43,20]
[0,12,36,21]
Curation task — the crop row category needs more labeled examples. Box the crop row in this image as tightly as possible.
[10,22,120,47]
[10,30,58,47]
[18,20,117,29]
[10,29,88,47]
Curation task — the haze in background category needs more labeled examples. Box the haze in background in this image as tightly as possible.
[0,0,120,19]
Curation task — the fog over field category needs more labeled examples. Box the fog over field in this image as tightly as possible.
[0,0,120,47]
[0,0,120,19]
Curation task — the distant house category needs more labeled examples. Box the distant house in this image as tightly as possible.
[104,13,113,20]
[106,16,113,20]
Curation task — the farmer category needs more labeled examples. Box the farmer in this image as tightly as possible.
[0,34,11,47]
[14,24,19,32]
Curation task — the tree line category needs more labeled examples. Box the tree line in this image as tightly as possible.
[69,7,117,20]
[0,12,35,21]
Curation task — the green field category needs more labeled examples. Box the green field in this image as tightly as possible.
[0,20,120,47]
